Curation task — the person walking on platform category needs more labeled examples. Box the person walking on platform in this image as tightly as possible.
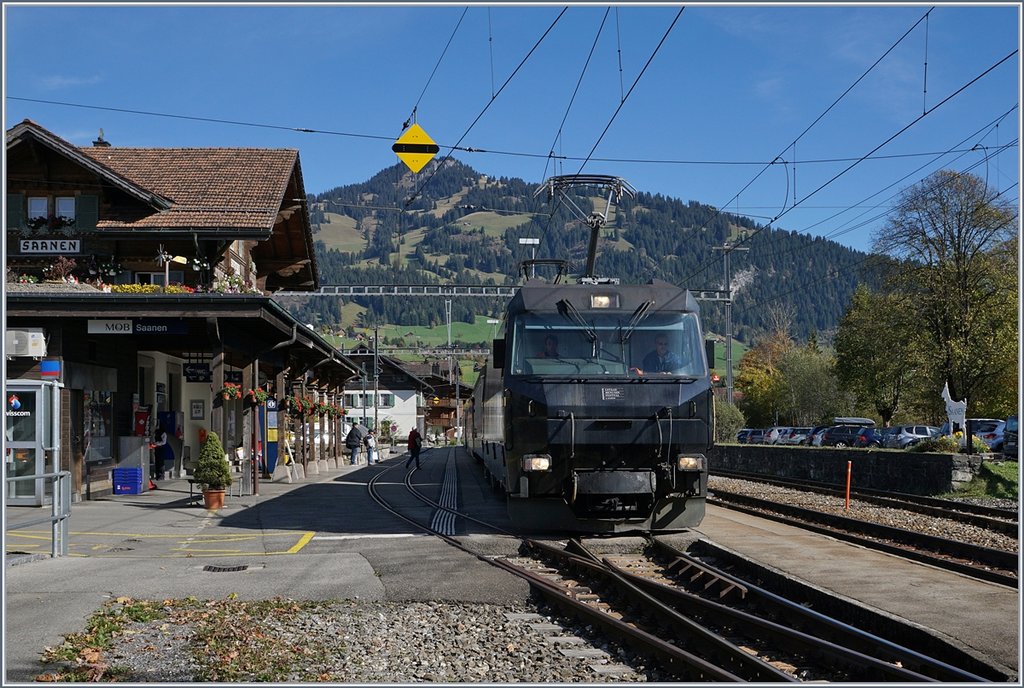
[345,423,368,466]
[405,427,423,469]
[364,430,378,465]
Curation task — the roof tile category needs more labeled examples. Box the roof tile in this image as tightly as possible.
[79,147,298,230]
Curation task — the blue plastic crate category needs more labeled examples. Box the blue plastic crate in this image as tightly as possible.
[113,467,143,480]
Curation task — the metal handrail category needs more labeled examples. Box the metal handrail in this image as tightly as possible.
[5,471,72,557]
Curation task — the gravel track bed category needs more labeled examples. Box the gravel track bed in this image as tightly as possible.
[708,476,1019,553]
[97,599,668,683]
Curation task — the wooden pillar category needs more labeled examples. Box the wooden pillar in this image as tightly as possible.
[208,319,225,454]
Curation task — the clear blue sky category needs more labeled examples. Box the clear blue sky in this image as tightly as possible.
[4,3,1020,253]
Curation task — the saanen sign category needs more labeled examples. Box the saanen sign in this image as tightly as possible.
[20,239,81,254]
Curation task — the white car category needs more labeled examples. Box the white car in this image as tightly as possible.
[764,426,790,444]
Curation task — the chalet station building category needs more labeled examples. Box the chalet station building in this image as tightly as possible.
[4,120,362,505]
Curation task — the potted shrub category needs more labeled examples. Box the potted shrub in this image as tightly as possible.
[193,431,232,509]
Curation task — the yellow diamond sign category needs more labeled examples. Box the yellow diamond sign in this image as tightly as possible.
[392,123,439,173]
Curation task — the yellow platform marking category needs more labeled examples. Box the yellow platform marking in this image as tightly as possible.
[5,530,316,557]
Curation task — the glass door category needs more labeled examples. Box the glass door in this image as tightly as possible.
[5,381,61,505]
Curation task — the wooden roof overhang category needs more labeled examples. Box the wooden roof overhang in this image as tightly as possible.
[5,293,358,386]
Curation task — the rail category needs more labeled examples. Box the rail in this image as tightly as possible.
[5,471,72,557]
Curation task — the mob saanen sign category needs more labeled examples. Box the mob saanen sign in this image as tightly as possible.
[87,319,188,335]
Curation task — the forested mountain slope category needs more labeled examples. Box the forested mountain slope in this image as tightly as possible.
[281,159,874,344]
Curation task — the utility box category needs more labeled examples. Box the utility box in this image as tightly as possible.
[5,329,46,357]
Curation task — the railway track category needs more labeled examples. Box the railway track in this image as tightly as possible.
[363,451,1003,682]
[707,480,1019,588]
[712,468,1018,532]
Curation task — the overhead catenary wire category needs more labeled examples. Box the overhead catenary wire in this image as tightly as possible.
[536,7,685,249]
[679,7,937,287]
[9,95,1015,170]
[701,116,1019,310]
[679,44,1019,288]
[419,8,468,115]
[732,160,1020,319]
[401,7,569,209]
[733,184,1019,320]
[541,8,611,183]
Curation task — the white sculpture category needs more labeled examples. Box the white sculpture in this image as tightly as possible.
[941,382,967,435]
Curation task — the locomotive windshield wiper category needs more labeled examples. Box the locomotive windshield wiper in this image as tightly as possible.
[619,300,655,344]
[556,299,598,345]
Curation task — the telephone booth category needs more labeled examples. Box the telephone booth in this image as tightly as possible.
[5,379,63,506]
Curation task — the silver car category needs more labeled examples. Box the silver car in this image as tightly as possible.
[883,425,940,449]
[777,427,812,445]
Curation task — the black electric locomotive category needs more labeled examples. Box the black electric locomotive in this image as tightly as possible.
[465,175,713,533]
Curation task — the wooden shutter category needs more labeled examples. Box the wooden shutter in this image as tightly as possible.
[76,195,99,231]
[6,193,24,231]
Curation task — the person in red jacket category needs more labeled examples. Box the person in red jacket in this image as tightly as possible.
[405,427,423,469]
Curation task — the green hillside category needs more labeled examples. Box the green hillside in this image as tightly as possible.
[286,160,874,347]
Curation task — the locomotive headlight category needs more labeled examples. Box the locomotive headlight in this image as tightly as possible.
[590,294,618,309]
[676,454,705,471]
[522,454,552,471]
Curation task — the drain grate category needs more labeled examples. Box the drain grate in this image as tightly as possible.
[203,564,248,573]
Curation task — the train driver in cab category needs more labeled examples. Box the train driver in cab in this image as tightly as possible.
[634,334,683,374]
[537,334,561,358]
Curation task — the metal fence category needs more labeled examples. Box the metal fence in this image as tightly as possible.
[5,471,72,557]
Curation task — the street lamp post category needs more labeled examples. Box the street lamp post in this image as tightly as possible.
[519,237,539,278]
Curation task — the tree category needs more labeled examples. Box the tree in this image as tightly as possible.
[777,342,845,426]
[714,401,746,443]
[834,286,919,426]
[735,331,793,426]
[872,170,1018,417]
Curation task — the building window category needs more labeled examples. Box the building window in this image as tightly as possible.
[136,271,184,286]
[27,197,47,220]
[55,196,75,220]
[379,393,395,408]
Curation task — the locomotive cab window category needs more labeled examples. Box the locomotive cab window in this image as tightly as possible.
[509,311,706,378]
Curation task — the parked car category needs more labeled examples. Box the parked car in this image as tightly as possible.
[744,428,766,444]
[882,425,940,449]
[879,425,902,448]
[938,418,1000,437]
[1004,415,1018,459]
[777,427,812,445]
[764,426,790,445]
[975,420,1006,452]
[806,425,829,446]
[735,428,752,443]
[854,427,884,448]
[822,421,875,447]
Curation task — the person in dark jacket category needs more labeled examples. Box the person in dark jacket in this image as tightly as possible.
[345,424,368,466]
[405,428,423,469]
[150,423,175,480]
[639,335,683,374]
